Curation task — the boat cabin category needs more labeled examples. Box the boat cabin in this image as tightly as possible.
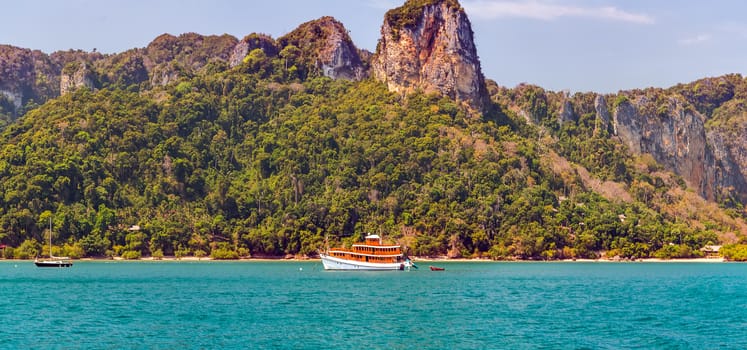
[365,234,382,245]
[326,234,404,264]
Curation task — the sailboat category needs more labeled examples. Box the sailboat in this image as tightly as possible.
[34,218,73,268]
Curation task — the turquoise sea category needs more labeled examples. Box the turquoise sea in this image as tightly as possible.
[2,261,746,349]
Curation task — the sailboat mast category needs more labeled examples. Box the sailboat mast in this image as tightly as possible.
[48,217,52,258]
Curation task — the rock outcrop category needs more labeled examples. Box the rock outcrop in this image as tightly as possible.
[613,95,714,197]
[0,12,389,109]
[594,95,612,136]
[372,0,488,114]
[570,84,747,202]
[278,16,366,81]
[491,75,747,203]
[145,33,237,86]
[0,89,22,111]
[0,46,35,105]
[0,45,60,115]
[558,99,576,124]
[60,61,95,94]
[706,128,747,202]
[229,34,278,68]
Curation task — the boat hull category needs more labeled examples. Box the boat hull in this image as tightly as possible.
[320,254,411,271]
[35,260,73,267]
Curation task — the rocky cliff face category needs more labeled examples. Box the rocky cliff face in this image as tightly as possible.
[229,34,279,68]
[494,75,747,203]
[278,16,366,81]
[372,0,488,114]
[60,61,95,94]
[0,20,365,115]
[558,98,576,124]
[594,95,612,136]
[706,127,747,202]
[145,33,237,86]
[609,78,747,203]
[0,46,35,108]
[613,95,716,198]
[0,45,62,115]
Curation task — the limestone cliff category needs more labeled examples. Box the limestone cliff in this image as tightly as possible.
[594,95,612,136]
[60,61,95,94]
[229,34,278,68]
[492,74,747,203]
[705,126,747,202]
[372,0,488,114]
[608,77,747,202]
[558,98,577,124]
[0,46,35,108]
[612,94,716,198]
[145,33,237,86]
[278,16,366,81]
[0,45,62,115]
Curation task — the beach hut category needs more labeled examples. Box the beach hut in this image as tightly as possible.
[700,245,722,258]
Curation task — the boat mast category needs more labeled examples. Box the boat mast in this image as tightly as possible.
[324,233,329,254]
[48,217,52,258]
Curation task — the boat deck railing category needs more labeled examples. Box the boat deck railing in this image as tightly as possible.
[328,247,402,257]
[326,252,403,263]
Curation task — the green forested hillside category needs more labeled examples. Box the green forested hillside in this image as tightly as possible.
[0,51,737,260]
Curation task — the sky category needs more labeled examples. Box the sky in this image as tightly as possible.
[2,0,746,93]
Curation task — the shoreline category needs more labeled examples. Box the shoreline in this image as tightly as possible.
[411,257,727,263]
[1,256,729,263]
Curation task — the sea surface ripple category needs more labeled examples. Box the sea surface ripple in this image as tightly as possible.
[2,261,746,349]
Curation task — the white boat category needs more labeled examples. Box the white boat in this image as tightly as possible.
[320,234,414,270]
[34,258,73,267]
[35,218,72,268]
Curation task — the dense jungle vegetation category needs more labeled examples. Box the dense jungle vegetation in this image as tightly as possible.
[0,49,738,260]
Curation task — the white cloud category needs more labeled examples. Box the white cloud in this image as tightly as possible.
[463,0,655,24]
[718,22,747,39]
[678,34,711,46]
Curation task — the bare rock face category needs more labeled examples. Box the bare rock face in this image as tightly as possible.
[594,95,612,136]
[0,46,35,106]
[145,33,238,86]
[229,34,278,68]
[612,98,642,153]
[558,99,576,124]
[317,24,366,80]
[703,96,747,202]
[0,45,77,114]
[372,0,488,114]
[279,16,366,81]
[0,89,22,110]
[612,95,727,200]
[60,61,95,94]
[706,131,747,200]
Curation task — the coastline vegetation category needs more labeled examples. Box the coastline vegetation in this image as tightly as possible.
[720,244,747,261]
[0,45,740,262]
